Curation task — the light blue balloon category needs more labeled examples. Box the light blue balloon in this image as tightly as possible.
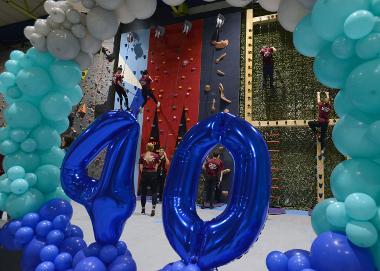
[5,60,21,75]
[10,129,29,143]
[311,198,345,235]
[40,93,73,121]
[344,10,375,39]
[6,86,22,99]
[311,0,370,41]
[31,126,61,151]
[332,115,380,158]
[0,178,11,193]
[326,202,349,228]
[10,178,29,195]
[0,72,16,87]
[45,118,70,134]
[345,193,377,221]
[331,159,380,204]
[345,58,380,114]
[293,15,328,57]
[0,192,8,209]
[35,165,60,194]
[332,35,356,59]
[0,140,19,155]
[7,166,25,180]
[25,173,37,187]
[59,85,83,105]
[3,151,41,172]
[21,138,37,153]
[346,221,378,248]
[0,127,9,141]
[49,60,82,88]
[40,147,65,167]
[18,53,34,68]
[5,188,44,219]
[10,50,25,61]
[26,47,54,68]
[16,66,53,97]
[313,46,359,89]
[355,33,380,59]
[5,101,41,129]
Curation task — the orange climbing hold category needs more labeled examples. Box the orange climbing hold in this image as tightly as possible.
[178,86,183,89]
[159,89,164,93]
[159,119,163,123]
[162,61,166,64]
[173,93,178,97]
[184,107,189,111]
[186,118,191,122]
[186,92,190,96]
[172,105,177,110]
[181,75,186,80]
[191,67,196,72]
[190,57,194,62]
[158,94,163,99]
[187,87,192,91]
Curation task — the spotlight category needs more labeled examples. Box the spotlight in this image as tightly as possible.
[183,20,192,34]
[126,32,135,43]
[216,13,225,29]
[155,26,165,39]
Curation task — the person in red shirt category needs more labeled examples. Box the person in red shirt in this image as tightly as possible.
[139,70,160,109]
[139,143,160,216]
[308,97,332,155]
[113,67,130,111]
[203,151,229,209]
[260,46,277,89]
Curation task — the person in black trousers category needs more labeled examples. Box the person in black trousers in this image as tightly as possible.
[139,70,160,109]
[157,148,170,202]
[113,67,130,111]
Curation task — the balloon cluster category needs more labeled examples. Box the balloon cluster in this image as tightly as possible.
[162,0,253,8]
[0,199,136,271]
[161,261,201,271]
[0,48,82,219]
[266,232,376,271]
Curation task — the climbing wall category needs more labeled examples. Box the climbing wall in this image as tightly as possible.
[117,30,150,191]
[141,20,203,159]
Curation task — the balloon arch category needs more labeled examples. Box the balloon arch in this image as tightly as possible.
[0,0,379,270]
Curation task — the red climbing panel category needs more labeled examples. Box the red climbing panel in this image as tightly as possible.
[141,20,203,160]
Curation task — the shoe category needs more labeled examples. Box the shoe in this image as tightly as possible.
[141,208,145,214]
[151,209,155,217]
[157,102,161,108]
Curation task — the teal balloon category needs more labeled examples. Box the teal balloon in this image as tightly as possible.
[344,10,375,39]
[3,151,41,172]
[31,126,61,150]
[371,208,380,231]
[35,165,60,194]
[10,178,29,195]
[372,0,380,15]
[370,240,380,270]
[40,147,65,167]
[45,187,70,202]
[5,188,44,219]
[293,15,328,57]
[0,192,8,210]
[49,60,82,88]
[0,127,10,141]
[59,85,83,105]
[0,72,16,87]
[5,101,41,129]
[0,178,11,193]
[16,66,53,97]
[46,118,70,134]
[21,138,37,153]
[332,115,380,158]
[10,50,25,61]
[355,33,380,59]
[311,198,345,234]
[368,120,380,146]
[0,140,19,155]
[346,58,380,115]
[40,93,73,121]
[6,86,22,99]
[18,54,34,68]
[5,60,21,75]
[10,129,29,143]
[326,202,349,227]
[346,221,378,248]
[311,0,369,41]
[345,193,377,221]
[331,159,380,204]
[25,173,37,187]
[7,166,25,180]
[313,46,359,89]
[332,35,355,59]
[26,47,54,68]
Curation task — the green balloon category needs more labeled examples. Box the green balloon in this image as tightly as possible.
[35,165,60,194]
[346,221,378,248]
[326,201,349,227]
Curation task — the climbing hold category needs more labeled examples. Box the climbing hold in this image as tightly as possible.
[190,57,194,62]
[159,119,163,123]
[186,118,190,122]
[172,105,177,110]
[216,52,227,64]
[158,94,163,99]
[224,108,230,113]
[181,75,186,80]
[173,93,178,97]
[191,67,196,72]
[150,60,155,64]
[217,70,225,76]
[146,117,150,121]
[159,89,164,93]
[205,85,211,92]
[178,86,183,89]
[160,130,164,134]
[188,48,192,51]
[157,108,161,113]
[186,92,190,96]
[162,61,166,65]
[184,107,189,111]
[187,87,192,91]
[173,116,177,120]
[182,60,189,67]
[177,56,180,60]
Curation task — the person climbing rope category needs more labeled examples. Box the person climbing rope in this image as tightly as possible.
[113,66,130,111]
[260,46,277,89]
[139,70,160,110]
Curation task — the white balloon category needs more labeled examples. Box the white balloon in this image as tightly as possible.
[116,2,136,24]
[50,7,66,23]
[75,51,93,69]
[80,13,87,26]
[258,0,281,12]
[46,16,61,29]
[81,0,95,9]
[47,29,80,60]
[296,0,316,9]
[80,32,102,54]
[86,7,119,40]
[278,0,309,32]
[34,19,51,36]
[44,0,58,13]
[24,26,36,39]
[67,0,80,3]
[203,0,216,2]
[63,20,72,29]
[30,33,47,51]
[66,8,81,24]
[71,24,86,39]
[95,0,124,10]
[225,0,252,7]
[57,1,72,11]
[126,0,157,20]
[162,0,186,6]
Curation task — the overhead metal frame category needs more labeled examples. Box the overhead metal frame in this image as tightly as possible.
[2,0,45,20]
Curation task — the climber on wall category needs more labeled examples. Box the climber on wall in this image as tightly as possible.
[139,70,160,110]
[260,46,277,89]
[113,66,130,111]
